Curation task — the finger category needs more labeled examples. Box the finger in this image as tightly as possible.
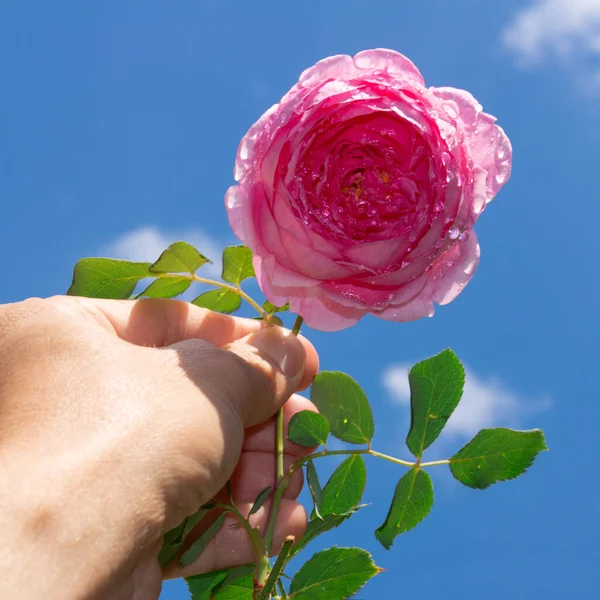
[70,296,264,347]
[225,328,319,396]
[173,326,319,427]
[243,394,319,458]
[228,452,305,502]
[163,499,306,579]
[71,297,318,391]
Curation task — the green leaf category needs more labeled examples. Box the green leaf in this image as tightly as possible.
[320,455,366,516]
[158,542,180,569]
[163,520,187,546]
[249,486,272,516]
[310,372,374,445]
[289,547,380,600]
[288,411,330,447]
[137,276,191,299]
[221,245,255,285]
[180,512,227,567]
[224,480,233,504]
[405,349,465,458]
[375,469,434,550]
[288,511,358,559]
[149,241,211,274]
[213,573,254,599]
[192,289,241,314]
[186,569,229,600]
[186,566,255,600]
[254,314,284,326]
[159,507,211,568]
[182,508,211,539]
[450,428,548,489]
[67,258,151,299]
[306,460,323,519]
[263,300,290,314]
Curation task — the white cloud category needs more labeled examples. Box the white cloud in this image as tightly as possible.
[382,362,551,442]
[502,0,600,71]
[102,225,224,278]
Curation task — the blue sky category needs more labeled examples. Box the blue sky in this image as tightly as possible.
[1,1,598,598]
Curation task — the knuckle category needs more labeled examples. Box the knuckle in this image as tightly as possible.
[136,298,191,346]
[0,297,47,339]
[41,295,89,323]
[163,299,192,346]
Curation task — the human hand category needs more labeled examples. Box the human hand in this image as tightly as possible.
[0,296,319,600]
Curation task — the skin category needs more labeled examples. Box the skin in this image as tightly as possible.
[0,296,319,600]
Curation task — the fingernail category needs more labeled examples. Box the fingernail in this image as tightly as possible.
[248,327,306,381]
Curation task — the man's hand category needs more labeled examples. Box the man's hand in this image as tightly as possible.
[0,296,319,600]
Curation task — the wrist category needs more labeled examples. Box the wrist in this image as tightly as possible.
[0,436,165,599]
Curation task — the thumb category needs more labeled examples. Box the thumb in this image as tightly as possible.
[173,326,318,428]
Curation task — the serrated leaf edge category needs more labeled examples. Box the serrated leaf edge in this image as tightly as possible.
[375,468,433,550]
[406,348,465,458]
[449,428,548,490]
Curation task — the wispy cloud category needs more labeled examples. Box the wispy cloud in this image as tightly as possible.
[102,225,224,278]
[382,362,551,443]
[502,0,600,84]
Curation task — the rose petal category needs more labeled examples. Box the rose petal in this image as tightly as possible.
[353,49,425,86]
[233,103,280,182]
[271,182,345,261]
[320,270,429,311]
[259,254,318,289]
[254,255,319,309]
[295,55,358,93]
[343,237,411,272]
[224,185,246,243]
[426,230,480,305]
[373,295,435,322]
[290,293,363,332]
[226,52,509,332]
[279,229,352,280]
[431,87,512,202]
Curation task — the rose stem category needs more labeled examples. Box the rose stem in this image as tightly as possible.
[153,272,268,318]
[276,316,304,478]
[263,316,304,557]
[291,315,303,335]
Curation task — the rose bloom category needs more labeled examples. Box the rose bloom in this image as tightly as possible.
[226,49,511,331]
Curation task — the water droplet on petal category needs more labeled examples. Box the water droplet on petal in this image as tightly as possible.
[448,226,460,240]
[473,195,485,215]
[225,186,242,210]
[465,260,476,275]
[239,137,254,161]
[446,104,458,119]
[233,162,245,181]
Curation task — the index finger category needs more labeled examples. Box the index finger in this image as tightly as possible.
[71,296,265,347]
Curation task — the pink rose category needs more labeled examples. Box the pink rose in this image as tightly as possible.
[225,49,511,331]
